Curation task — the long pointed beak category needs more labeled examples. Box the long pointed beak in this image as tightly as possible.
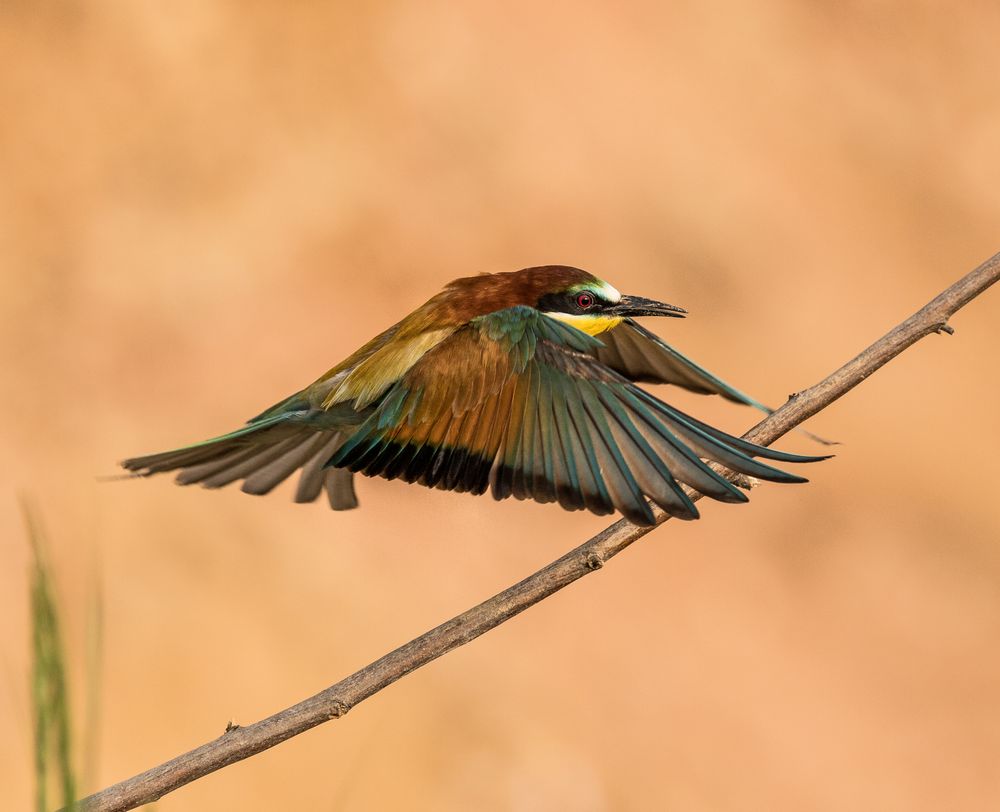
[612,295,687,318]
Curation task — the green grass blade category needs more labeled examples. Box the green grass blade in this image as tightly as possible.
[24,501,78,812]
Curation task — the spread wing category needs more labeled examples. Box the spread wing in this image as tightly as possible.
[594,318,770,410]
[329,307,823,526]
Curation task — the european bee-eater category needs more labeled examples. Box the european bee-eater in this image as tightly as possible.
[123,265,824,525]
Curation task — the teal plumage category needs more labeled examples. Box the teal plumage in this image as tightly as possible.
[122,266,826,525]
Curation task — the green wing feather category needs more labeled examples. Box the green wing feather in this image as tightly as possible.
[329,306,826,525]
[594,318,771,409]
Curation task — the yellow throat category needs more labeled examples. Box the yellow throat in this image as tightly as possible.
[545,312,624,336]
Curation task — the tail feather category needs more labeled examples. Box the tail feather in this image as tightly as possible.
[322,468,359,510]
[172,445,265,485]
[198,435,304,489]
[295,434,344,501]
[242,433,331,495]
[129,445,231,475]
[122,419,358,510]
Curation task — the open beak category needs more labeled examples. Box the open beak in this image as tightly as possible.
[612,295,687,318]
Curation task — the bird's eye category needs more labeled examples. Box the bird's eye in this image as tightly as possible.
[575,292,595,309]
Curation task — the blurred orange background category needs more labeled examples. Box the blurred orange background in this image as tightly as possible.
[3,2,1000,809]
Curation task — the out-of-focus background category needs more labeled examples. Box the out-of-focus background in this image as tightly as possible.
[3,2,1000,809]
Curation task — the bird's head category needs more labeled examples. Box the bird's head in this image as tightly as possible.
[426,265,687,336]
[529,265,687,336]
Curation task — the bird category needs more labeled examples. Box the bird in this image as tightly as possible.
[122,265,826,526]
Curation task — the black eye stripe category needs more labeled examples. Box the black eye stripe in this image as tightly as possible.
[536,291,604,314]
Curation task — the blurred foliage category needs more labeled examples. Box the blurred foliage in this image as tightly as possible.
[26,501,78,812]
[25,501,102,812]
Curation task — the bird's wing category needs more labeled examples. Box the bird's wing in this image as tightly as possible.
[594,318,771,411]
[329,307,823,525]
[121,403,364,510]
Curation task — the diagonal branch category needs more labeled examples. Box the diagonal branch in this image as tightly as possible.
[76,252,1000,812]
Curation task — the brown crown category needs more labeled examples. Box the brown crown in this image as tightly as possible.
[425,265,601,325]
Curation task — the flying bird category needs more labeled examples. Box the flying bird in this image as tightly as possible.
[122,266,825,525]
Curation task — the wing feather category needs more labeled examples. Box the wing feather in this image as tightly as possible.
[577,381,654,525]
[561,382,616,515]
[328,306,821,525]
[595,319,770,409]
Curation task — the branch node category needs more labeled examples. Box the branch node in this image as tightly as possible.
[936,322,955,335]
[224,720,240,734]
[732,474,761,490]
[326,699,350,719]
[584,552,604,571]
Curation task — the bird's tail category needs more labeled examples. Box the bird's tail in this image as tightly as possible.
[121,414,358,510]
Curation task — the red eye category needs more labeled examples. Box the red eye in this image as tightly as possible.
[576,292,595,309]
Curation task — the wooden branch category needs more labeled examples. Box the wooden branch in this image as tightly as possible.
[76,252,1000,812]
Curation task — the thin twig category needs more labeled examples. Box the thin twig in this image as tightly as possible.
[75,252,1000,812]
